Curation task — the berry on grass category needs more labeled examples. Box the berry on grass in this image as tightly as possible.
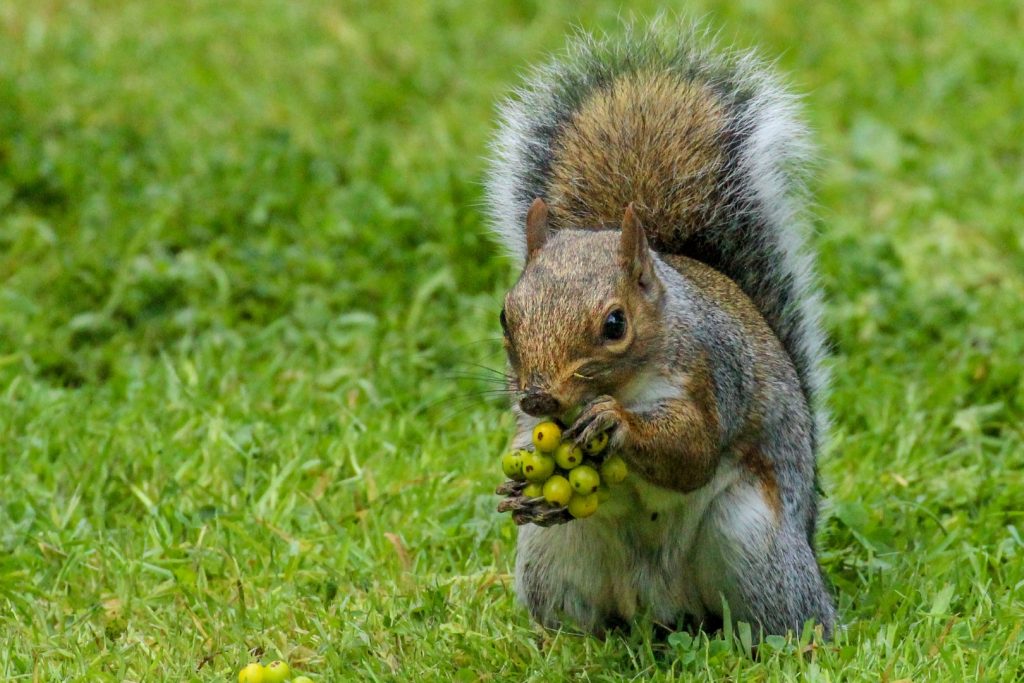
[263,661,290,683]
[238,663,265,683]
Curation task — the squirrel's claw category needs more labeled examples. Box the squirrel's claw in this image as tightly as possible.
[496,493,528,513]
[495,480,526,497]
[496,479,572,526]
[565,395,625,453]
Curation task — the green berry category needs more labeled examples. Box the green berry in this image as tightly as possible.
[561,405,583,424]
[532,421,562,453]
[569,465,601,495]
[263,661,290,683]
[523,482,544,498]
[293,677,315,683]
[238,663,265,683]
[501,450,525,480]
[542,475,572,506]
[522,452,556,482]
[554,442,583,470]
[596,483,611,502]
[567,493,599,518]
[584,431,609,455]
[600,454,629,484]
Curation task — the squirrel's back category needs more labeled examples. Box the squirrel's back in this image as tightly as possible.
[486,21,828,449]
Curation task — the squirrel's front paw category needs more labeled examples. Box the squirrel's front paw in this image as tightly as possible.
[565,395,628,455]
[496,480,572,526]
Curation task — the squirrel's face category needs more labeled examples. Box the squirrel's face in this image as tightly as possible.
[501,201,664,420]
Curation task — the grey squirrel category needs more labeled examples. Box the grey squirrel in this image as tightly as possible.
[486,23,836,638]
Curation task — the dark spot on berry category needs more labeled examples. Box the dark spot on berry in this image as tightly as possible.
[651,513,659,522]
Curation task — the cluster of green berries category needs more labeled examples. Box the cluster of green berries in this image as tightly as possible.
[238,660,313,683]
[501,421,629,518]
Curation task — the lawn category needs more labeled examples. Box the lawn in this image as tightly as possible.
[1,0,1022,680]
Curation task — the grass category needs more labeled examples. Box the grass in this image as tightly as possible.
[1,0,1022,680]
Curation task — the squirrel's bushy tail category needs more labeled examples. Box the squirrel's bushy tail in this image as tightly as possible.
[486,20,828,448]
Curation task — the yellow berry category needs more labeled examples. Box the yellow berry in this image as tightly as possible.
[522,452,555,482]
[584,431,609,455]
[554,442,583,470]
[264,661,290,683]
[532,421,562,453]
[567,493,599,518]
[293,677,315,683]
[600,454,629,484]
[501,450,525,480]
[596,483,611,502]
[542,475,572,506]
[239,663,265,683]
[569,465,601,495]
[523,482,544,498]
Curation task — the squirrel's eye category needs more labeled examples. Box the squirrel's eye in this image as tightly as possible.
[499,308,509,337]
[602,309,627,341]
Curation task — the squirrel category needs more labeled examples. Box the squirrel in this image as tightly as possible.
[485,23,836,639]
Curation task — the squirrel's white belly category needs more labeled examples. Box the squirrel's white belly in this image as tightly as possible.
[600,459,748,622]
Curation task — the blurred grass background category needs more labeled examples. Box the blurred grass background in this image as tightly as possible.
[1,0,1022,680]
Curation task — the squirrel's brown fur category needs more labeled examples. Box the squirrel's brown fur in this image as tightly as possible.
[548,72,727,245]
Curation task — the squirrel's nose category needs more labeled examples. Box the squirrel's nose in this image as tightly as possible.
[519,390,561,418]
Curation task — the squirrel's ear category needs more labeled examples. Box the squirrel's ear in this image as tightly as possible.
[619,203,658,291]
[525,198,549,262]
